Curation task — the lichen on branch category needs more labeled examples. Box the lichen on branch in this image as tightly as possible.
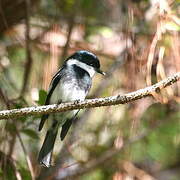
[0,72,179,120]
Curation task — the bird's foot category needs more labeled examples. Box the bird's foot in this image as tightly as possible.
[74,99,80,104]
[57,100,62,105]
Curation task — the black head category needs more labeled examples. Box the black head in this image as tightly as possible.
[67,50,105,75]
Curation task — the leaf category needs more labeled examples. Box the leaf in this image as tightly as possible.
[98,26,113,38]
[165,21,180,31]
[21,129,39,139]
[5,122,16,133]
[17,116,27,122]
[14,103,23,109]
[18,165,31,180]
[37,89,47,105]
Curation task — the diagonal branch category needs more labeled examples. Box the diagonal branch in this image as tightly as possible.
[40,130,150,180]
[38,112,171,180]
[0,72,179,120]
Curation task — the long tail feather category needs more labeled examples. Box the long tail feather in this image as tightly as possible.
[38,125,58,167]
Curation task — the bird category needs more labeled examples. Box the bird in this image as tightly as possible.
[38,50,105,167]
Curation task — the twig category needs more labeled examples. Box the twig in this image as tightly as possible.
[20,0,33,96]
[16,131,35,180]
[146,25,161,86]
[0,88,10,108]
[90,49,128,98]
[60,19,74,64]
[0,72,179,120]
[0,88,16,157]
[0,151,22,180]
[0,78,35,179]
[39,111,172,180]
[60,132,148,179]
[38,126,154,179]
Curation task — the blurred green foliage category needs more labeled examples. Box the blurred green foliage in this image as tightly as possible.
[0,0,179,179]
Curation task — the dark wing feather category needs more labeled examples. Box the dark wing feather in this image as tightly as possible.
[60,118,73,141]
[38,68,64,131]
[60,110,80,140]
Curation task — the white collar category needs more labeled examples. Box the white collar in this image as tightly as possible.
[67,58,96,77]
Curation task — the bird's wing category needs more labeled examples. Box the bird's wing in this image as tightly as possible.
[60,110,80,140]
[38,68,64,131]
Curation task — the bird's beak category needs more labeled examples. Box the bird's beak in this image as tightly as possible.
[96,68,106,75]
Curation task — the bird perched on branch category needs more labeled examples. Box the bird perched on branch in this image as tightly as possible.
[38,50,105,167]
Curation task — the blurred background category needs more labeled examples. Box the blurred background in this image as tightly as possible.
[0,0,179,179]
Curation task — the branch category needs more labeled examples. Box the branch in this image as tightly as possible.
[39,114,173,180]
[38,126,155,180]
[0,72,179,120]
[16,131,35,180]
[20,0,33,96]
[60,18,74,64]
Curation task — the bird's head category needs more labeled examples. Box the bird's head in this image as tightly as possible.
[66,50,105,77]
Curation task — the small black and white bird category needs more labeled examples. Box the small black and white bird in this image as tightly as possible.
[38,50,105,167]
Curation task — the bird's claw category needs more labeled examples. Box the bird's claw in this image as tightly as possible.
[74,99,80,104]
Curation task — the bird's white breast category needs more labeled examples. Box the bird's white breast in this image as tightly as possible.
[49,81,86,123]
[50,80,86,104]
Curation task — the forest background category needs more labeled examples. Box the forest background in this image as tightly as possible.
[0,0,179,179]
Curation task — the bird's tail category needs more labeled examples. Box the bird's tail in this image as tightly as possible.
[38,122,58,167]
